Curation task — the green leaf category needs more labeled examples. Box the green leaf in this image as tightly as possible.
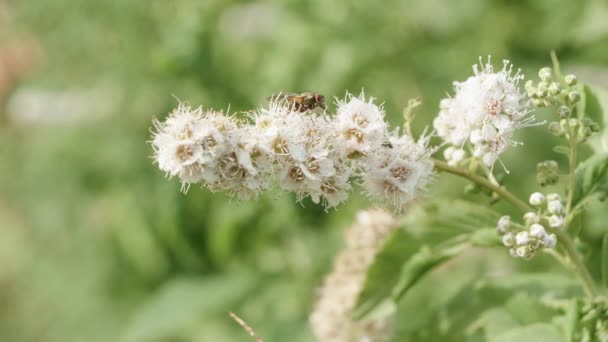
[122,273,258,342]
[572,153,608,207]
[471,228,502,247]
[392,239,468,301]
[602,233,608,289]
[352,199,499,321]
[350,229,417,320]
[553,145,570,156]
[475,308,520,337]
[477,273,580,296]
[491,323,566,342]
[580,84,608,153]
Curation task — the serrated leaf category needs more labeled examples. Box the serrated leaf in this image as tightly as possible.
[392,240,468,301]
[401,199,500,237]
[352,200,498,321]
[580,84,608,152]
[602,234,608,289]
[491,323,566,342]
[350,229,417,320]
[572,153,608,207]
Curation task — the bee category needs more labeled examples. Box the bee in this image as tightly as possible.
[267,92,326,112]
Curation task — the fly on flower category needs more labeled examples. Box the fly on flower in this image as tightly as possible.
[266,92,327,112]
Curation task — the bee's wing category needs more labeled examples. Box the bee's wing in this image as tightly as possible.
[266,92,297,102]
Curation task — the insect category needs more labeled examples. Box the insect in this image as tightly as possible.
[267,92,326,112]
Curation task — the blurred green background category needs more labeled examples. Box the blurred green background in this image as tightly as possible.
[1,0,608,341]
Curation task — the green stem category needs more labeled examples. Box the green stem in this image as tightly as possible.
[433,159,530,212]
[554,229,598,297]
[566,129,577,215]
[433,158,598,297]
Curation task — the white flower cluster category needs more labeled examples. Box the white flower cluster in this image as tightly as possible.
[151,93,433,210]
[310,209,397,342]
[434,57,534,167]
[496,193,565,260]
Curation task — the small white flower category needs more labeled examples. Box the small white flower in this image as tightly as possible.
[529,224,546,239]
[502,232,514,247]
[547,200,564,215]
[497,215,511,234]
[546,193,561,202]
[515,231,531,246]
[509,248,517,258]
[362,133,433,212]
[523,212,540,226]
[334,92,387,159]
[549,215,564,228]
[529,192,545,206]
[542,233,557,248]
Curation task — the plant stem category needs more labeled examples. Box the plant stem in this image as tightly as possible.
[566,137,577,215]
[433,158,598,297]
[554,229,598,297]
[432,159,530,212]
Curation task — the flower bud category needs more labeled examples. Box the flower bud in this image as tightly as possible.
[548,82,560,96]
[516,231,531,246]
[546,193,561,202]
[451,149,466,163]
[497,215,511,234]
[565,74,578,86]
[568,91,580,103]
[523,212,540,226]
[549,215,564,228]
[539,67,552,82]
[559,105,570,118]
[548,121,562,136]
[536,160,559,186]
[548,200,564,215]
[543,233,557,248]
[509,248,517,258]
[529,192,545,206]
[516,245,532,259]
[502,232,514,247]
[532,99,544,107]
[560,119,568,131]
[530,223,546,238]
[443,146,455,160]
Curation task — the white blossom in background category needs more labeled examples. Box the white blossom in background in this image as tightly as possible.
[310,209,397,342]
[434,57,535,167]
[151,92,434,211]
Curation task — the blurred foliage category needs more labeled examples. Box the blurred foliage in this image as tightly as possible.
[1,0,608,341]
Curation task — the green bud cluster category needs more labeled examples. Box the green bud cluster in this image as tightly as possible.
[548,117,600,143]
[536,160,559,186]
[525,67,579,108]
[581,298,608,342]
